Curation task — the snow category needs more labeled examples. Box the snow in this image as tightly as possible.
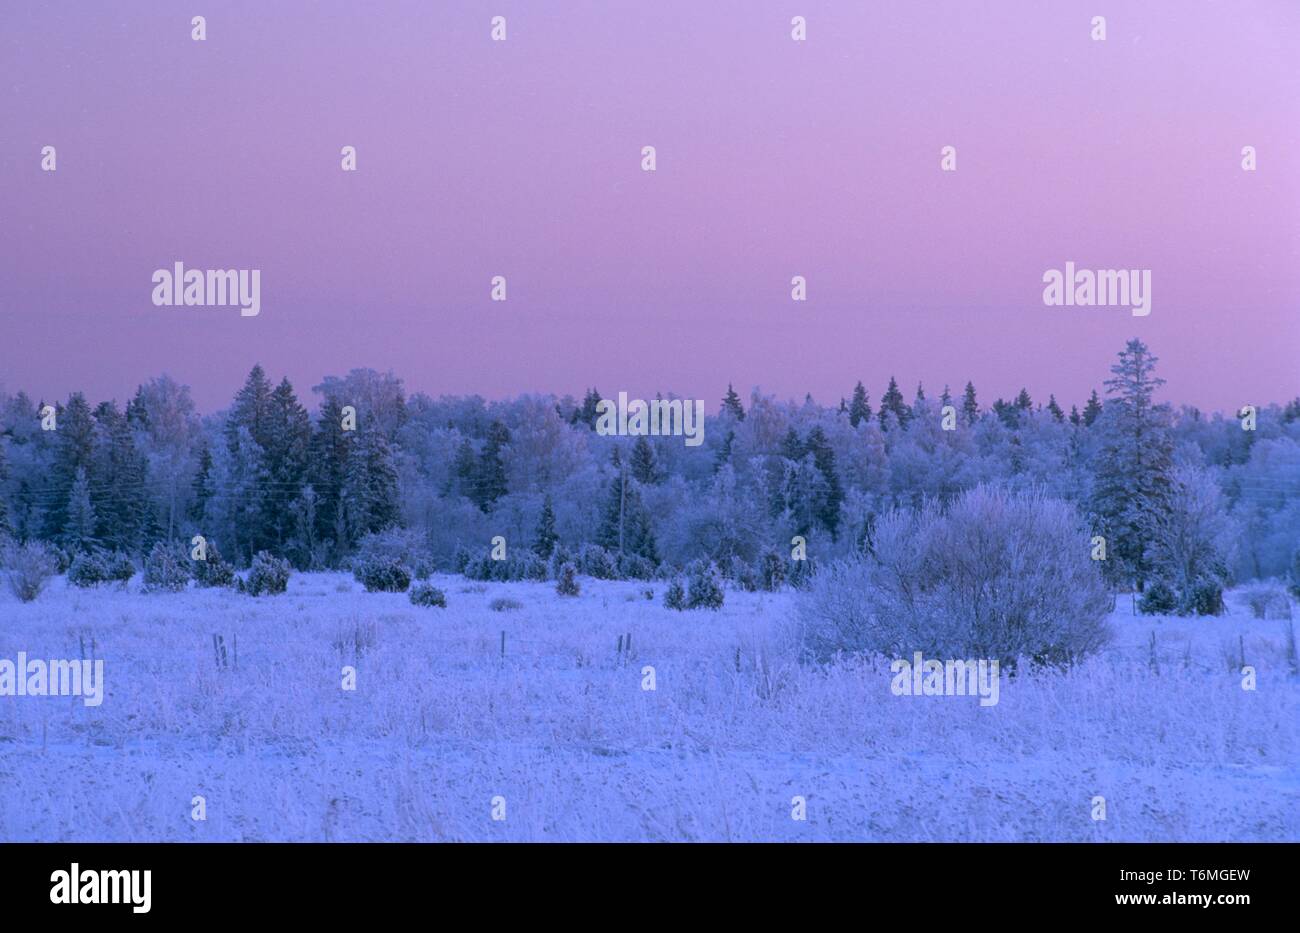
[0,573,1296,841]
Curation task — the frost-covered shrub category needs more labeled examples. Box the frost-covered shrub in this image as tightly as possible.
[2,540,58,602]
[687,562,726,610]
[453,544,475,575]
[353,555,411,593]
[618,552,655,581]
[555,562,580,597]
[663,578,687,611]
[548,544,577,581]
[728,555,758,592]
[579,544,619,580]
[409,582,447,608]
[788,557,816,590]
[1181,579,1224,617]
[758,547,786,591]
[191,541,235,588]
[245,550,290,596]
[67,549,134,588]
[462,550,546,583]
[142,541,191,593]
[799,486,1111,667]
[1240,581,1292,620]
[490,596,523,612]
[356,529,430,578]
[1138,581,1178,615]
[49,545,73,575]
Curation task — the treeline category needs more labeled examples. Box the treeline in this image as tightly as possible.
[1,340,1298,601]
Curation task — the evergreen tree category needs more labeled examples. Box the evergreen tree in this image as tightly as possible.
[472,421,510,512]
[63,466,98,551]
[191,441,214,524]
[1082,389,1103,426]
[1069,405,1082,426]
[226,364,274,450]
[573,389,603,429]
[1046,394,1065,422]
[961,381,980,425]
[848,381,871,428]
[533,495,558,559]
[97,402,148,551]
[779,428,804,462]
[1089,339,1175,590]
[1015,387,1033,411]
[713,429,735,474]
[342,428,400,540]
[805,426,844,539]
[630,434,659,485]
[0,443,11,539]
[450,437,477,499]
[262,378,312,550]
[879,377,909,429]
[42,393,97,541]
[721,383,746,421]
[939,385,953,409]
[596,448,657,562]
[307,397,352,554]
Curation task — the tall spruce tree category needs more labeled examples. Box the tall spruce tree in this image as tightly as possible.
[879,377,909,429]
[533,495,558,559]
[721,383,746,421]
[63,466,98,551]
[472,421,510,512]
[630,434,659,485]
[1082,389,1103,426]
[848,381,871,428]
[961,381,979,425]
[1089,339,1175,590]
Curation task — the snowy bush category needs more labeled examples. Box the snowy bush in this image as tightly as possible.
[578,544,619,580]
[409,583,446,608]
[490,596,523,612]
[1182,579,1224,617]
[2,540,58,602]
[245,551,291,596]
[555,562,580,597]
[1138,581,1178,615]
[191,541,235,588]
[1239,581,1291,620]
[355,529,431,580]
[758,547,786,591]
[687,562,726,610]
[788,557,816,591]
[799,486,1111,667]
[663,578,687,610]
[617,552,655,581]
[67,549,135,588]
[353,555,411,593]
[727,555,758,592]
[142,541,191,594]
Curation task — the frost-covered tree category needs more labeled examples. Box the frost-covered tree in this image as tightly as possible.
[63,466,98,552]
[849,381,871,428]
[533,494,558,559]
[1089,339,1175,590]
[721,383,746,421]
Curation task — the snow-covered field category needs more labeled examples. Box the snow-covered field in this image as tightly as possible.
[1,573,1297,842]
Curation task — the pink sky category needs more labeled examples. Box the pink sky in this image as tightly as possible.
[2,0,1298,413]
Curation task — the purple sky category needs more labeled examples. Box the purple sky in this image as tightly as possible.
[2,0,1298,414]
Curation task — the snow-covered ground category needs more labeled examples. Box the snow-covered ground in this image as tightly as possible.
[1,573,1296,841]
